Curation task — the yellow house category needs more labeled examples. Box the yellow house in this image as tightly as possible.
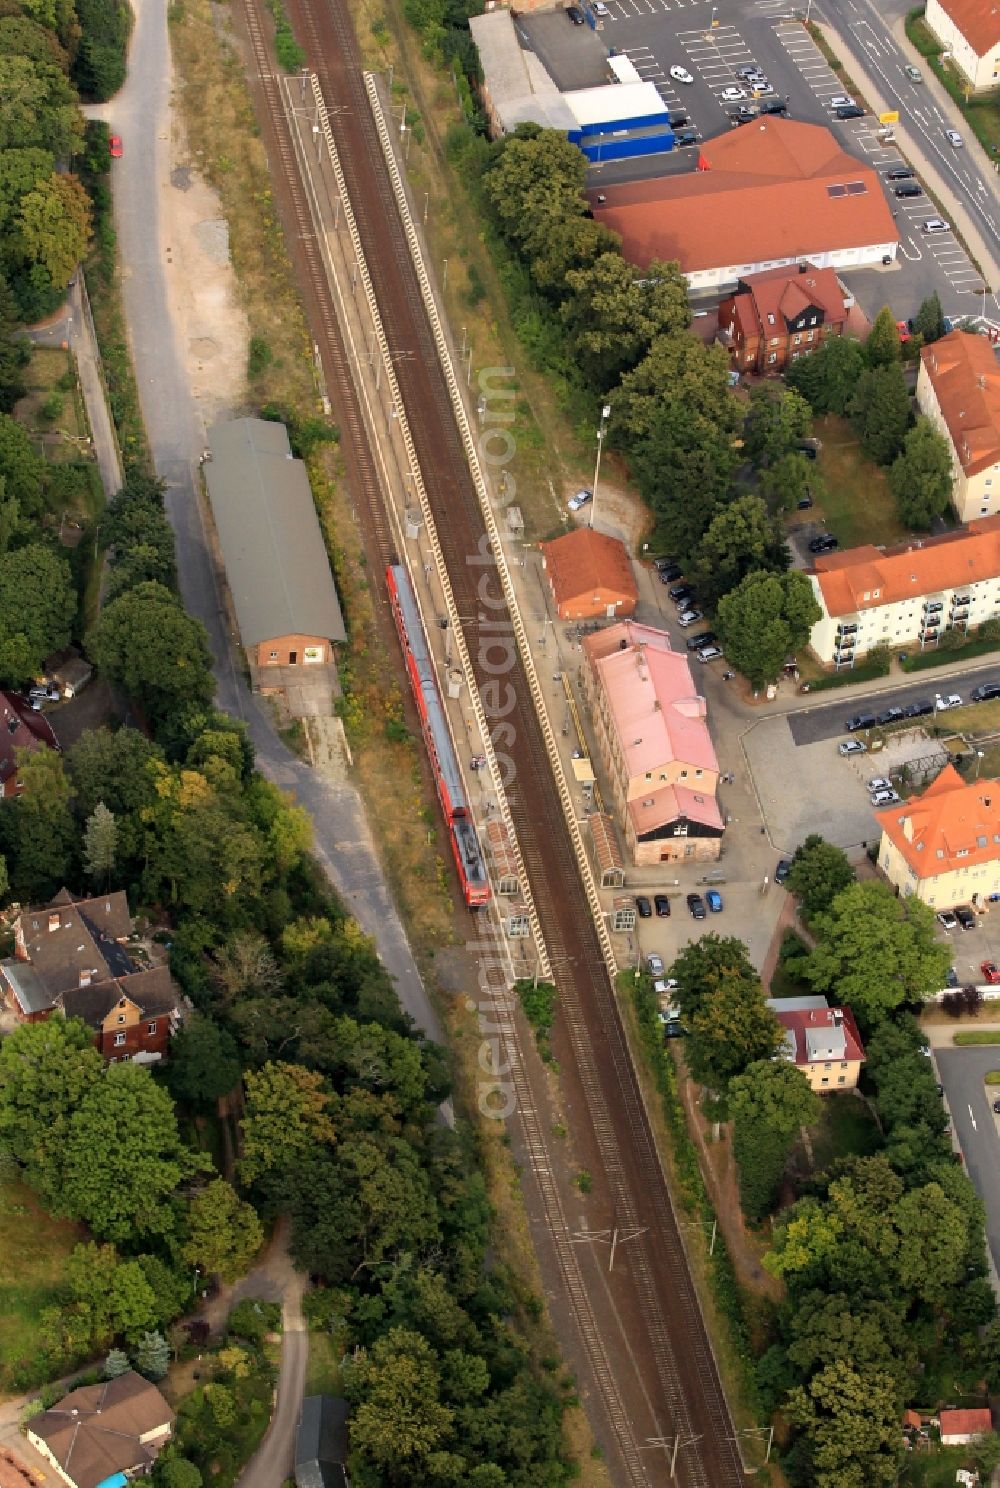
[769,997,866,1093]
[916,332,1000,524]
[875,764,1000,910]
[923,0,1000,93]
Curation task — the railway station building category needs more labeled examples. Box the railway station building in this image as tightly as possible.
[540,528,638,620]
[580,621,723,866]
[203,418,346,688]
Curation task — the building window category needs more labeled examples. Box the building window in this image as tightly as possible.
[148,1022,157,1035]
[114,1032,126,1047]
[837,1075,846,1084]
[821,1077,829,1086]
[768,353,777,364]
[793,333,801,345]
[117,1014,125,1024]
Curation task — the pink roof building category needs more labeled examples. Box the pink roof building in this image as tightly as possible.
[581,622,723,867]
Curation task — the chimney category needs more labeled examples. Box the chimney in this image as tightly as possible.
[79,969,91,988]
[48,912,60,933]
[832,1008,843,1026]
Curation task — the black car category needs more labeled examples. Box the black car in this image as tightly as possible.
[668,109,690,127]
[797,494,813,509]
[636,895,652,918]
[955,905,976,930]
[885,165,915,180]
[658,564,684,583]
[662,1021,687,1039]
[686,892,707,921]
[798,444,818,461]
[675,128,700,147]
[846,712,876,731]
[904,698,934,718]
[808,534,838,553]
[993,1097,1000,1115]
[669,582,694,602]
[566,4,585,20]
[775,858,793,885]
[686,630,717,651]
[652,556,674,572]
[971,681,1000,702]
[760,99,788,115]
[836,104,865,118]
[877,706,905,726]
[894,183,923,198]
[654,894,671,917]
[729,105,755,125]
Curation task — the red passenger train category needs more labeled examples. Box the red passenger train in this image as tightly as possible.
[386,564,490,909]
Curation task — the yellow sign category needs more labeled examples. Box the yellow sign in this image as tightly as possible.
[879,110,900,124]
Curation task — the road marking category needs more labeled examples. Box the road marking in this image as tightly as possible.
[970,1104,978,1130]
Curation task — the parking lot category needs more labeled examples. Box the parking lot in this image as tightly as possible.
[518,0,987,323]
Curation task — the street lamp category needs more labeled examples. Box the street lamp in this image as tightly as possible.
[589,404,612,529]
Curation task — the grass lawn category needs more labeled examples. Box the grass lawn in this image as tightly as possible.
[15,346,88,452]
[0,1178,83,1394]
[900,1443,994,1486]
[808,414,909,549]
[808,1095,882,1175]
[305,1330,342,1397]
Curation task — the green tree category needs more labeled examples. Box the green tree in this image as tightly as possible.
[889,416,954,528]
[0,541,76,681]
[88,582,214,723]
[631,403,738,559]
[785,1360,902,1488]
[913,291,945,344]
[787,835,856,918]
[0,147,55,235]
[893,1179,978,1304]
[0,1017,102,1207]
[0,56,84,159]
[851,363,910,465]
[182,1179,263,1283]
[786,335,866,416]
[716,569,821,689]
[14,172,91,290]
[165,1014,241,1109]
[758,451,815,512]
[134,1328,170,1381]
[239,1062,336,1187]
[806,880,951,1026]
[0,273,27,414]
[344,1326,454,1470]
[730,1060,819,1221]
[104,1347,130,1378]
[685,968,784,1091]
[153,1461,202,1488]
[743,385,812,467]
[0,747,78,900]
[0,412,44,512]
[83,800,117,886]
[614,333,738,444]
[67,1241,159,1343]
[785,1292,917,1403]
[691,492,787,606]
[62,1062,210,1242]
[560,254,689,389]
[865,306,902,368]
[670,934,758,1020]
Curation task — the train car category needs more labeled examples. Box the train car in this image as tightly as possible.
[386,564,491,909]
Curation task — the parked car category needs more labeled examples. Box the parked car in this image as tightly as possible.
[686,892,707,920]
[829,94,854,109]
[808,534,838,553]
[760,98,788,115]
[720,86,746,103]
[955,905,977,931]
[797,494,813,509]
[894,182,923,198]
[686,630,716,650]
[867,777,892,794]
[654,894,671,918]
[28,685,59,704]
[921,218,951,234]
[836,104,865,118]
[110,134,123,158]
[729,105,756,125]
[896,320,911,343]
[877,706,905,726]
[567,487,592,511]
[775,858,792,885]
[659,565,684,583]
[636,895,652,918]
[662,1021,687,1039]
[870,788,901,806]
[885,165,915,180]
[937,909,959,929]
[845,712,876,731]
[705,889,724,912]
[981,961,1000,985]
[698,645,724,662]
[670,64,694,83]
[593,0,610,13]
[905,63,923,81]
[668,109,690,127]
[677,609,703,627]
[838,739,868,756]
[674,128,700,147]
[669,582,694,602]
[566,4,585,20]
[935,692,963,710]
[946,966,959,987]
[971,681,1000,702]
[993,1096,1000,1114]
[646,952,665,975]
[736,64,762,78]
[945,127,963,147]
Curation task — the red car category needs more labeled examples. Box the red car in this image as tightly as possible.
[981,960,1000,985]
[110,134,123,158]
[896,319,911,343]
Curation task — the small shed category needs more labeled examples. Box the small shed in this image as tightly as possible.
[45,648,93,698]
[540,528,638,621]
[295,1395,349,1488]
[590,813,625,888]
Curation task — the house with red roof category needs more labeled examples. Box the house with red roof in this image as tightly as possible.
[587,117,898,293]
[717,262,855,376]
[924,0,1000,92]
[0,691,59,798]
[917,330,1000,524]
[939,1407,994,1445]
[875,765,1000,912]
[540,528,638,621]
[807,517,1000,666]
[580,621,723,866]
[768,997,866,1093]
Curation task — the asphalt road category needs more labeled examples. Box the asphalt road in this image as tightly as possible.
[786,660,1000,744]
[935,1045,1000,1277]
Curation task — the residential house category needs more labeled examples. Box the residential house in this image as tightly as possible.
[26,1372,173,1488]
[295,1396,350,1488]
[587,117,898,292]
[924,0,1000,92]
[717,263,853,375]
[875,764,1000,910]
[0,691,59,798]
[939,1407,994,1446]
[204,418,347,676]
[0,889,181,1062]
[767,996,866,1092]
[916,331,1000,523]
[44,646,93,698]
[540,528,638,620]
[580,621,723,866]
[807,517,1000,666]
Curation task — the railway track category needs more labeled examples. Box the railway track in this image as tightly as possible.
[235,0,748,1480]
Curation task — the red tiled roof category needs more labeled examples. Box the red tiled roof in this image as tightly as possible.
[0,693,58,785]
[587,118,898,274]
[933,0,1000,56]
[541,528,638,610]
[875,764,1000,880]
[774,1004,865,1067]
[812,515,1000,617]
[939,1407,993,1439]
[627,782,724,839]
[920,330,1000,478]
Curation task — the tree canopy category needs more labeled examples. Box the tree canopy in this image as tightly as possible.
[716,570,821,689]
[889,416,954,529]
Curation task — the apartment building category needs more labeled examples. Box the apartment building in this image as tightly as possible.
[916,330,1000,523]
[924,0,1000,92]
[580,621,723,866]
[717,262,852,375]
[808,517,1000,666]
[875,764,1000,910]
